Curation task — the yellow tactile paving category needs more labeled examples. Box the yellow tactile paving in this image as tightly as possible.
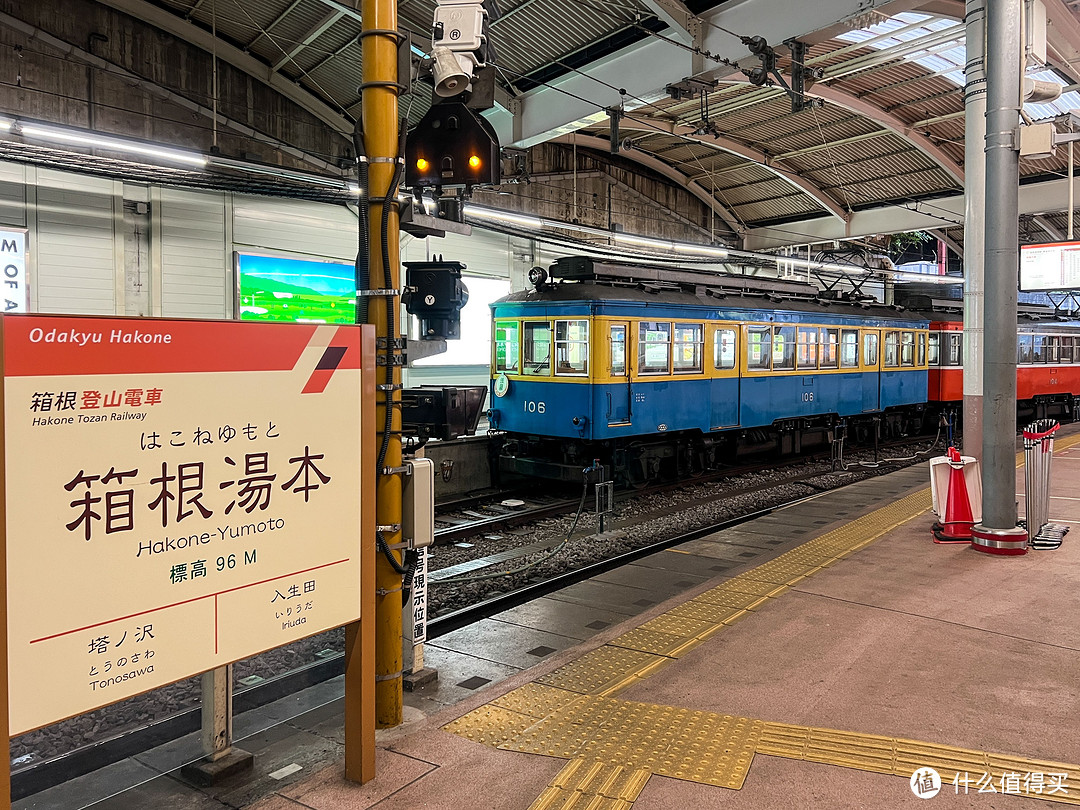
[490,682,584,719]
[441,704,538,747]
[528,759,651,810]
[442,457,1080,807]
[537,645,671,696]
[759,721,1080,805]
[502,696,762,789]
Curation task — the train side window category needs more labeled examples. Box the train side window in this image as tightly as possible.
[946,333,962,366]
[1047,335,1060,364]
[917,332,926,366]
[928,332,940,366]
[864,332,879,367]
[747,325,771,371]
[820,328,839,369]
[1033,334,1047,363]
[773,325,795,371]
[673,323,704,373]
[900,331,915,367]
[495,320,519,373]
[883,331,899,368]
[609,324,626,375]
[555,320,589,376]
[840,329,859,368]
[522,321,551,376]
[1061,336,1075,363]
[639,321,671,375]
[715,328,737,370]
[797,327,818,369]
[1018,334,1033,364]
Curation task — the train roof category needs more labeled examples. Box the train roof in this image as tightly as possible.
[493,281,929,324]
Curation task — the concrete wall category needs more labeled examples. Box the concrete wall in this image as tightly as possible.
[0,0,348,172]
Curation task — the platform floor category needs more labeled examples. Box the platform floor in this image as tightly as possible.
[26,429,1080,810]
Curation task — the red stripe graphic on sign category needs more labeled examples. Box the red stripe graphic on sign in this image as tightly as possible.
[302,325,362,394]
[2,315,344,377]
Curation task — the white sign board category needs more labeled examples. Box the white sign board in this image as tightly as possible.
[1020,240,1080,291]
[3,315,371,735]
[0,229,28,313]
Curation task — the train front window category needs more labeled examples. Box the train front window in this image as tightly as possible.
[883,331,899,368]
[900,331,915,367]
[773,325,795,371]
[555,320,589,376]
[864,332,879,367]
[673,324,703,373]
[797,327,818,369]
[747,325,771,371]
[840,329,859,368]
[610,325,626,375]
[820,328,839,369]
[715,328,736,370]
[523,321,551,376]
[928,333,940,366]
[495,320,519,373]
[639,321,671,375]
[946,333,962,366]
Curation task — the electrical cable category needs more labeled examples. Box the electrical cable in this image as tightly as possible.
[834,424,943,471]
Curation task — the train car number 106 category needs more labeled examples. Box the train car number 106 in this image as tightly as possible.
[524,400,546,413]
[802,392,814,402]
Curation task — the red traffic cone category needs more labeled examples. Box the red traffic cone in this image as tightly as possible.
[933,446,974,544]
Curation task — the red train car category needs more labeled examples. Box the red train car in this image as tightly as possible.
[928,315,1080,421]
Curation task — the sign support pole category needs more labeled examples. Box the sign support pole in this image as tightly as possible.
[0,322,10,810]
[345,325,377,783]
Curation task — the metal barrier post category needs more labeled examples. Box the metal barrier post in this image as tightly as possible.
[1024,419,1069,549]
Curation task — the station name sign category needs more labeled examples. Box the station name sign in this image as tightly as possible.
[0,228,28,313]
[3,315,371,734]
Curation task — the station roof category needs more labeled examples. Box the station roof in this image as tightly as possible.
[17,0,1080,248]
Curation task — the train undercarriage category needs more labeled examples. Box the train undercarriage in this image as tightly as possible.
[497,405,931,487]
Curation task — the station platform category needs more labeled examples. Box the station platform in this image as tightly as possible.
[30,428,1080,810]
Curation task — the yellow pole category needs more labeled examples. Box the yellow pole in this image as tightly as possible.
[361,0,403,727]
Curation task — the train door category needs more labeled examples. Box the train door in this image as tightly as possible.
[710,326,740,427]
[862,329,881,411]
[607,321,632,425]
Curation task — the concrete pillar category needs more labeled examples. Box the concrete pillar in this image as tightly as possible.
[973,0,1027,554]
[963,0,986,459]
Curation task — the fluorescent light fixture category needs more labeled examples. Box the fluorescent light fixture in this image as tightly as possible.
[463,205,543,229]
[674,242,729,258]
[612,232,674,250]
[19,123,207,167]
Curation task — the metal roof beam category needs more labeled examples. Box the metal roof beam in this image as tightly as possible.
[639,0,697,44]
[928,228,963,258]
[486,0,917,148]
[1032,214,1066,241]
[809,85,964,185]
[620,114,851,222]
[271,10,344,72]
[742,176,1076,249]
[94,0,354,135]
[553,133,745,239]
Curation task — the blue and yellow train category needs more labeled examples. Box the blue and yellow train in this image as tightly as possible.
[488,259,930,484]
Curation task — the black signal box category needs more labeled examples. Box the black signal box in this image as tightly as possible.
[405,102,500,190]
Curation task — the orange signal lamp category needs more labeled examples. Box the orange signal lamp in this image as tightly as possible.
[416,157,430,171]
[468,155,481,168]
